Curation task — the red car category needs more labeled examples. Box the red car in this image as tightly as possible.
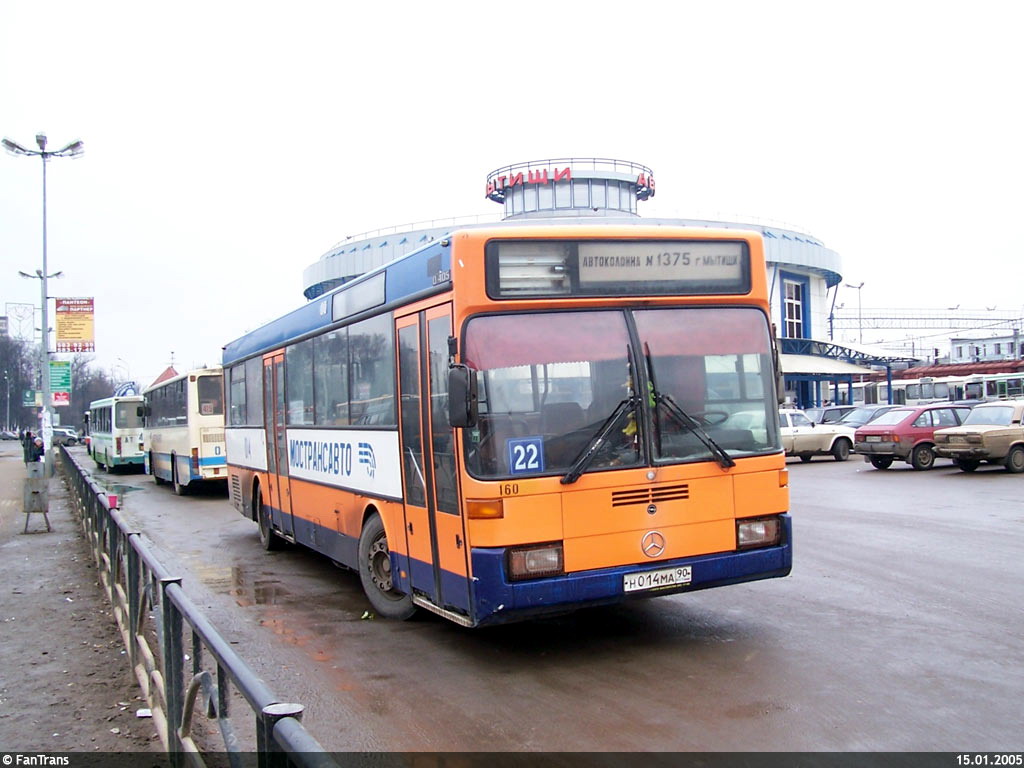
[854,403,973,470]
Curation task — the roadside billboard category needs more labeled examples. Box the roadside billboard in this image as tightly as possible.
[55,297,95,353]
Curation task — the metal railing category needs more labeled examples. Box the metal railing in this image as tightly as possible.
[58,446,338,767]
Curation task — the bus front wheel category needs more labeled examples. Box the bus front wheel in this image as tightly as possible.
[358,513,415,620]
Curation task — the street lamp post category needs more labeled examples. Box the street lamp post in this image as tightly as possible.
[3,133,84,446]
[3,372,10,431]
[845,281,865,345]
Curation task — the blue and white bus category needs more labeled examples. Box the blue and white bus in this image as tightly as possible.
[142,367,227,494]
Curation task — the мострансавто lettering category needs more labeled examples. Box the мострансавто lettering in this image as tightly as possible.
[288,438,354,475]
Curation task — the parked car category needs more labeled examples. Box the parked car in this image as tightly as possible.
[722,410,769,444]
[835,404,903,429]
[779,408,855,462]
[51,427,79,446]
[933,399,1024,473]
[0,429,19,441]
[854,403,973,470]
[803,405,856,425]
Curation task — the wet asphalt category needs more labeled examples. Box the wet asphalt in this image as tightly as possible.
[74,447,1024,751]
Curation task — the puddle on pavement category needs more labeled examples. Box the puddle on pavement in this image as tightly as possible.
[191,562,292,606]
[186,558,371,671]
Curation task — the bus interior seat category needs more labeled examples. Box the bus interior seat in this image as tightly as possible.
[479,413,530,474]
[541,402,589,466]
[541,402,586,436]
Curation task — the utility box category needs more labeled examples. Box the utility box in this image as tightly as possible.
[23,462,51,532]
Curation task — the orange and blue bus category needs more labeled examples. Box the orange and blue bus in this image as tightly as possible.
[222,225,791,626]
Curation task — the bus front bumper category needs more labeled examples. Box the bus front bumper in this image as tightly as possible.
[469,513,792,626]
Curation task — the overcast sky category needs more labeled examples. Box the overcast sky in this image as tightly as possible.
[3,1,1023,389]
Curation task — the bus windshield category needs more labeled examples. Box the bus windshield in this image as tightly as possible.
[462,306,779,479]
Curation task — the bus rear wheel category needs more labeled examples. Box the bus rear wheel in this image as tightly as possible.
[255,489,283,551]
[150,452,164,485]
[172,460,188,496]
[358,513,415,620]
[869,456,893,470]
[955,459,980,473]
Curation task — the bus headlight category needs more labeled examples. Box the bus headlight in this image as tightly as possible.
[736,517,781,550]
[508,543,564,581]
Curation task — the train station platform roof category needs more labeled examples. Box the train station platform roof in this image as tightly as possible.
[780,338,919,374]
[779,353,872,376]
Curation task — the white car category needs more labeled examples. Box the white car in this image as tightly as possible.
[51,427,80,446]
[779,408,855,462]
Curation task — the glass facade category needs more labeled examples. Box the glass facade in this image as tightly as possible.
[502,178,639,219]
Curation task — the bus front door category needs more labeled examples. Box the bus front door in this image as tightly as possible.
[396,305,471,620]
[263,354,295,539]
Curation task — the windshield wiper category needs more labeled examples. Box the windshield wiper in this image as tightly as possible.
[561,346,639,485]
[560,396,637,485]
[644,342,735,469]
[654,392,735,469]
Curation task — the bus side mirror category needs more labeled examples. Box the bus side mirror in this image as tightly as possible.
[137,406,146,417]
[448,365,478,428]
[771,323,785,405]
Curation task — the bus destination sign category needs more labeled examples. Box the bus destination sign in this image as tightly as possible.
[578,241,746,286]
[487,238,751,299]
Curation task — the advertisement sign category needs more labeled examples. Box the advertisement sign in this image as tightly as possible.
[52,391,71,407]
[22,389,36,407]
[55,297,95,352]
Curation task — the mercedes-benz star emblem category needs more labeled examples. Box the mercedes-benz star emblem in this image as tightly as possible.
[641,530,666,558]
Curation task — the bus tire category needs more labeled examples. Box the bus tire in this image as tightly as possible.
[358,513,415,620]
[1004,445,1024,474]
[831,438,851,462]
[869,456,893,470]
[798,453,812,463]
[955,459,980,473]
[255,490,283,551]
[172,458,188,496]
[151,453,165,485]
